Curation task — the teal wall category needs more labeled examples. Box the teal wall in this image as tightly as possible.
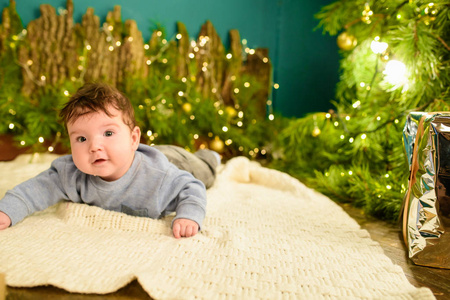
[0,0,339,118]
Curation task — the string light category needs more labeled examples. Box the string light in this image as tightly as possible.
[383,60,408,87]
[370,37,388,54]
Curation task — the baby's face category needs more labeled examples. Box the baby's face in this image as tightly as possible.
[67,106,140,181]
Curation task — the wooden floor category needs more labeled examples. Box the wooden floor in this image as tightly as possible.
[4,204,450,299]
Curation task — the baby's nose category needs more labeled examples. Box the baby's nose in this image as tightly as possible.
[89,139,103,152]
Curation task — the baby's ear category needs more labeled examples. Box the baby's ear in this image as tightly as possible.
[131,126,141,150]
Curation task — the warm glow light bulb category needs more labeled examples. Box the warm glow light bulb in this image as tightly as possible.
[383,60,408,86]
[370,39,388,54]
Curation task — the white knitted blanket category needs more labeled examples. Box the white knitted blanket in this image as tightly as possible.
[0,154,435,299]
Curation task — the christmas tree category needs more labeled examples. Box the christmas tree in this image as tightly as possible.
[272,0,450,220]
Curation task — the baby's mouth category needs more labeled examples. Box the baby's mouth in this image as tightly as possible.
[93,158,107,164]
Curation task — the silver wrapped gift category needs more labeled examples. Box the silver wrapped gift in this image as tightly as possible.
[402,112,450,269]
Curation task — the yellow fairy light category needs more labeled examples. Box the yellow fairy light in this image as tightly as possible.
[377,116,381,121]
[147,130,152,136]
[165,75,170,80]
[352,100,361,108]
[40,75,46,81]
[151,106,156,111]
[188,53,195,59]
[182,77,187,82]
[178,91,184,96]
[349,137,354,143]
[190,115,195,120]
[20,141,26,146]
[231,75,236,81]
[193,134,199,139]
[8,123,14,129]
[78,65,84,71]
[144,44,150,50]
[202,66,208,72]
[162,58,168,63]
[268,114,275,121]
[237,121,243,127]
[86,45,91,50]
[244,82,250,88]
[370,38,388,54]
[116,41,121,47]
[162,39,167,44]
[38,137,44,143]
[325,113,331,118]
[361,133,367,139]
[156,31,162,37]
[334,121,339,127]
[225,139,232,146]
[340,135,345,139]
[348,171,353,175]
[383,60,408,87]
[345,116,351,121]
[385,174,390,178]
[212,88,217,93]
[138,105,144,110]
[176,34,182,39]
[249,49,255,55]
[234,88,240,93]
[226,53,232,59]
[386,185,392,190]
[267,100,272,105]
[238,111,244,118]
[27,60,33,66]
[108,46,114,51]
[48,146,54,152]
[63,90,69,96]
[222,126,228,132]
[146,60,152,65]
[218,109,224,115]
[273,83,280,89]
[263,57,269,63]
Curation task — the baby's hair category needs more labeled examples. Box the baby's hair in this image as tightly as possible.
[59,82,137,130]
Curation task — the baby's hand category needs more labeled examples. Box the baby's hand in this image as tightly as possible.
[172,218,199,239]
[0,211,11,230]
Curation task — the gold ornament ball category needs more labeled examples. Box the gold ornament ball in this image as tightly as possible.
[210,136,224,152]
[225,106,237,118]
[182,103,192,113]
[312,127,321,137]
[337,32,357,51]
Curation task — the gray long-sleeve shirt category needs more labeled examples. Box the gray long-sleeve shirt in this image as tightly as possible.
[0,144,206,228]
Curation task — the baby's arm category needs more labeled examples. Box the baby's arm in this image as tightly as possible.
[172,218,199,239]
[0,212,11,230]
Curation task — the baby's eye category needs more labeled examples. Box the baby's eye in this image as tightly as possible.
[76,136,86,142]
[104,131,114,137]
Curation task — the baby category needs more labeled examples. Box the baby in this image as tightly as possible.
[0,83,219,238]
